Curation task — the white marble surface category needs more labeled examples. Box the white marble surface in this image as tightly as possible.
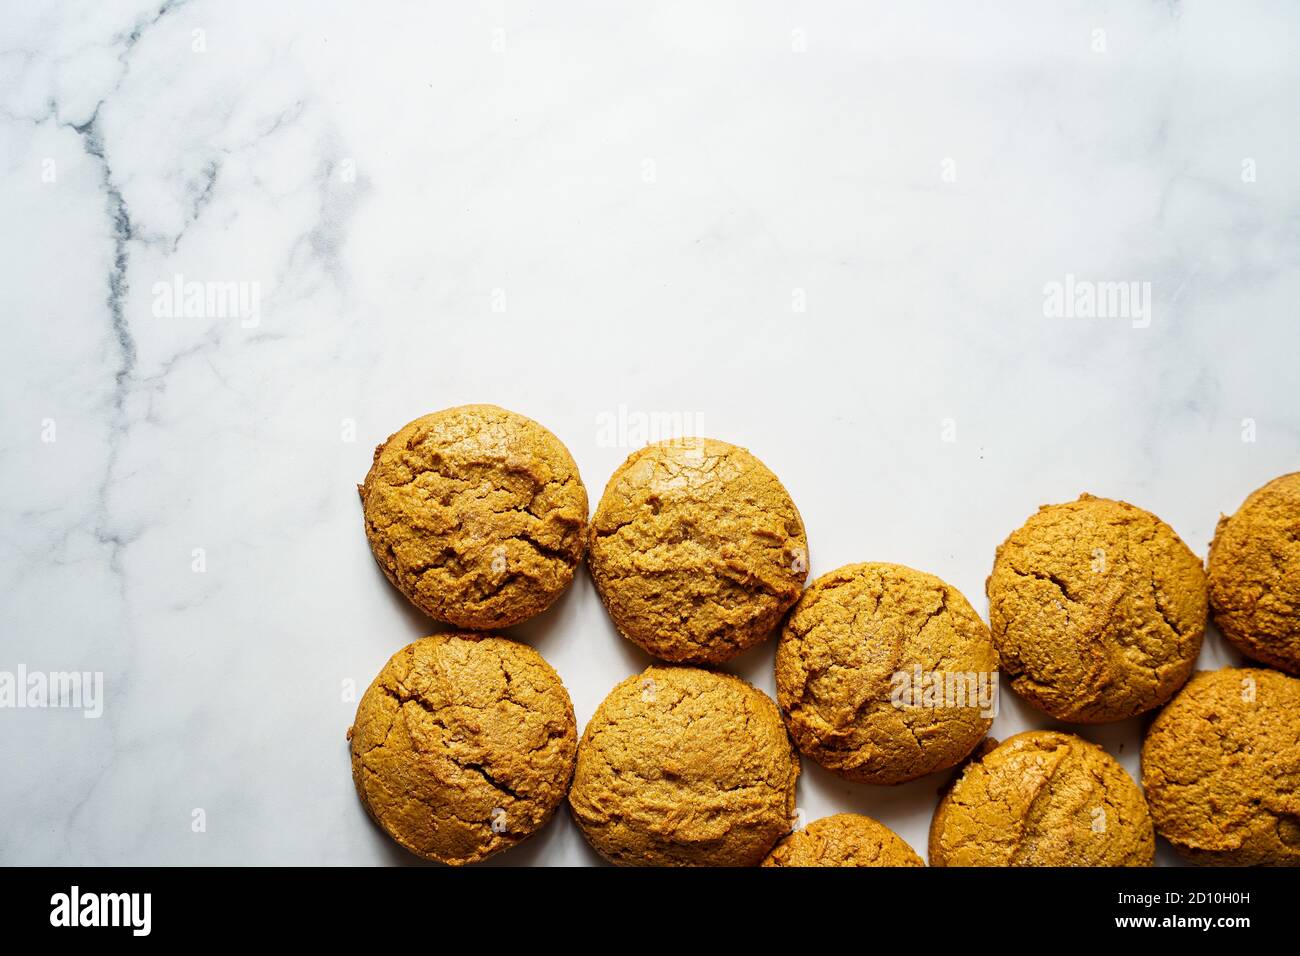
[2,1,1298,866]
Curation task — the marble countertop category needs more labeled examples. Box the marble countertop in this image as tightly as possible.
[3,1,1298,865]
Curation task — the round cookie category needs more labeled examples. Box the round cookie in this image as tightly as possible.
[348,633,577,865]
[776,563,998,785]
[929,730,1154,867]
[568,666,799,866]
[986,494,1206,723]
[762,813,924,867]
[1208,473,1300,675]
[1141,667,1300,866]
[359,405,588,630]
[588,437,808,664]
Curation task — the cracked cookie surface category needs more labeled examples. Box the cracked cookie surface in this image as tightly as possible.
[929,730,1154,866]
[588,437,808,663]
[762,813,923,867]
[348,633,577,865]
[1208,473,1300,675]
[776,562,997,785]
[986,494,1206,723]
[360,404,588,630]
[1141,667,1300,866]
[568,666,799,866]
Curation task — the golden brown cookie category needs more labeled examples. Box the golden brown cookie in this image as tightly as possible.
[929,730,1154,867]
[360,405,588,630]
[776,563,997,785]
[568,666,799,866]
[986,494,1206,723]
[348,633,577,865]
[1141,667,1300,866]
[762,813,924,867]
[1208,473,1300,675]
[587,438,807,664]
